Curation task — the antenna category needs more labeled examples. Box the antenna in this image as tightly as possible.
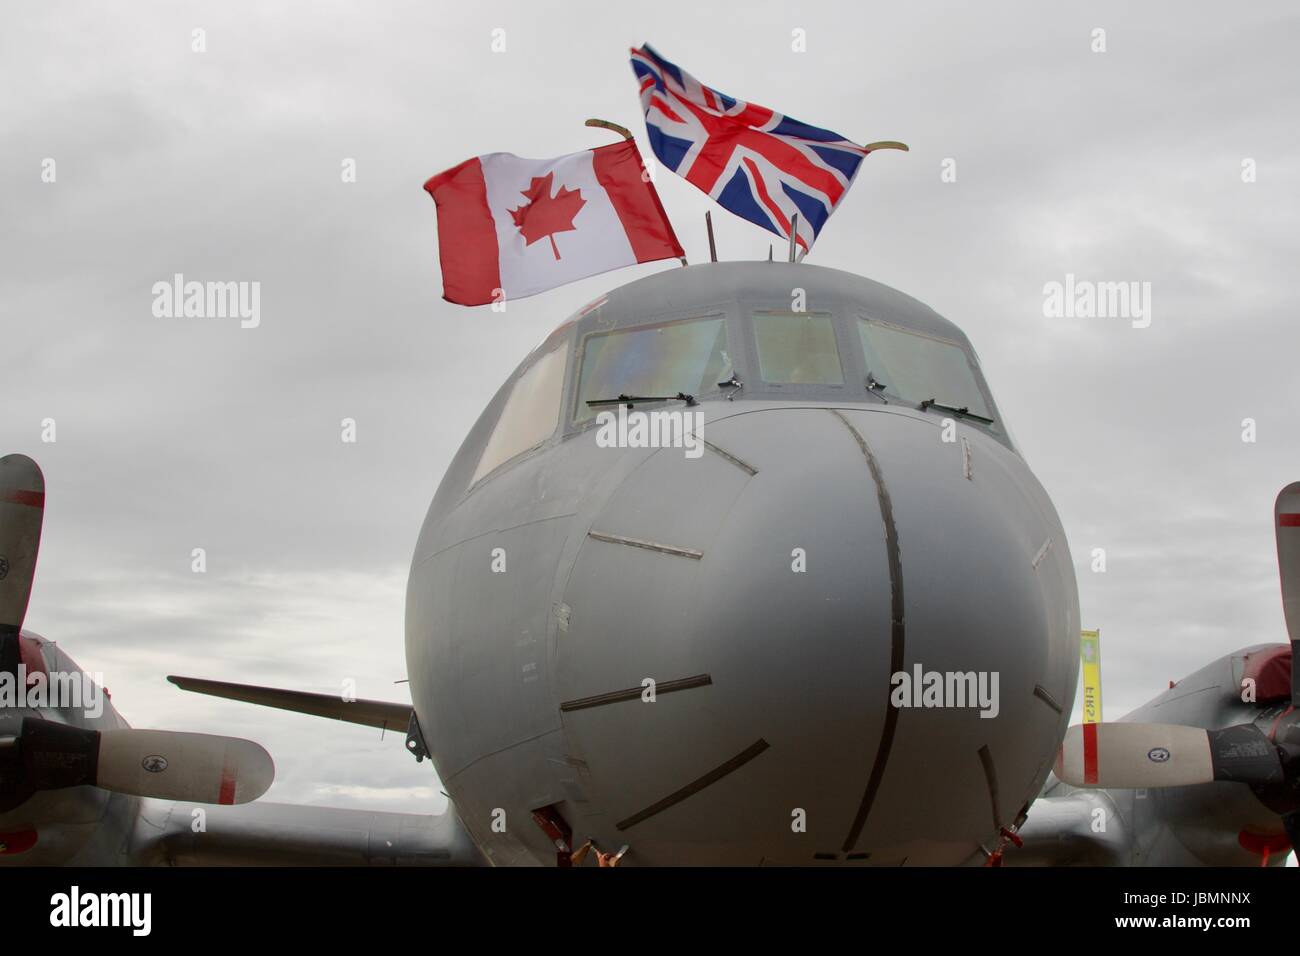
[705,211,718,263]
[788,213,799,262]
[767,245,773,262]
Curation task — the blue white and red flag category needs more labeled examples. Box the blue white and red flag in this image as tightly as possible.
[630,44,902,253]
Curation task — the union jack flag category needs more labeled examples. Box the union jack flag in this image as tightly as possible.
[630,44,902,253]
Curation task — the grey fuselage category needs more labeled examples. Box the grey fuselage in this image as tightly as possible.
[405,262,1081,865]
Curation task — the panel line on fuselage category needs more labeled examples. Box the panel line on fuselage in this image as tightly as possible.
[615,738,771,832]
[560,674,713,713]
[586,531,704,560]
[1033,683,1064,714]
[977,743,1003,831]
[829,409,907,854]
[701,439,759,477]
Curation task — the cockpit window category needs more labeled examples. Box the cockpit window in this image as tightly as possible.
[856,319,994,423]
[574,316,731,423]
[472,343,568,484]
[752,311,844,385]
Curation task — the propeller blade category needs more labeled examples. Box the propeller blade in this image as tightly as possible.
[1057,723,1215,788]
[97,729,274,804]
[1275,482,1300,706]
[0,454,45,638]
[19,718,273,805]
[1057,722,1285,789]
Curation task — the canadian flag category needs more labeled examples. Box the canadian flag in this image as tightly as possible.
[424,140,684,306]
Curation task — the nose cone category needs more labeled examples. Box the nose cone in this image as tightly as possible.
[557,406,1078,865]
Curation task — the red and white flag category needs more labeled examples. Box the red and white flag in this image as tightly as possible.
[424,139,684,306]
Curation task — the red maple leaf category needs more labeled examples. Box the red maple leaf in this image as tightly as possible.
[509,172,586,260]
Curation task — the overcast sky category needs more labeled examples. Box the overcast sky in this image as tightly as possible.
[3,1,1297,818]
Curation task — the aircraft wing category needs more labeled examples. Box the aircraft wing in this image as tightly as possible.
[167,675,413,732]
[132,798,484,866]
[146,677,481,865]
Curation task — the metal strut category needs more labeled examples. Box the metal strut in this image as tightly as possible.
[404,712,430,763]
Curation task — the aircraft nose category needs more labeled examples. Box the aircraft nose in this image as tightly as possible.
[557,406,1078,865]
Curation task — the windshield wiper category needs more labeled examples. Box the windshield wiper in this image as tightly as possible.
[718,373,743,400]
[586,392,697,410]
[918,398,994,425]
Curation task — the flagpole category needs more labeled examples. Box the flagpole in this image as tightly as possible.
[788,214,798,263]
[706,212,717,263]
[584,118,633,141]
